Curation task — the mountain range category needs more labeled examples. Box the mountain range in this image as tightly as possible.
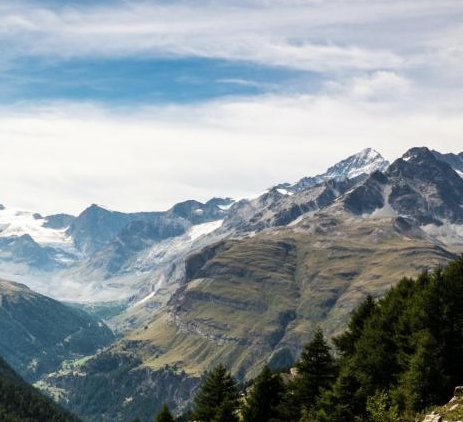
[1,146,463,421]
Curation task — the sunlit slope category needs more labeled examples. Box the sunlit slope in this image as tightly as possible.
[123,211,455,379]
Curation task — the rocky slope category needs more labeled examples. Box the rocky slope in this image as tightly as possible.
[122,210,456,378]
[421,387,463,422]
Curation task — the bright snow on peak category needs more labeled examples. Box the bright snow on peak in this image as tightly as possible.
[324,148,389,180]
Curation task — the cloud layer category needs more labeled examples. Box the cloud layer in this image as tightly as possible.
[0,94,461,215]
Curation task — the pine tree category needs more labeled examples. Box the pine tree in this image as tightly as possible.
[211,399,239,422]
[154,403,175,422]
[294,327,337,409]
[191,364,239,422]
[333,295,377,356]
[242,365,285,422]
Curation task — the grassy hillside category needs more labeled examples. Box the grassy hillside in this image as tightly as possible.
[123,212,456,380]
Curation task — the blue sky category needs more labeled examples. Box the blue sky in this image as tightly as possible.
[0,0,462,214]
[1,56,314,104]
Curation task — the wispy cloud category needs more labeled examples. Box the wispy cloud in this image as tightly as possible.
[2,0,456,73]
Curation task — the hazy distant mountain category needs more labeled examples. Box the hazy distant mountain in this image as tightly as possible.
[431,149,463,177]
[342,147,463,224]
[66,204,162,254]
[220,148,389,233]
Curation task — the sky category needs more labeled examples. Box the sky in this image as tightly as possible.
[0,0,462,215]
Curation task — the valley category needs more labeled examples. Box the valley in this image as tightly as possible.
[1,147,463,421]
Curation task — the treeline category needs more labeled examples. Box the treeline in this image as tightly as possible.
[139,255,463,422]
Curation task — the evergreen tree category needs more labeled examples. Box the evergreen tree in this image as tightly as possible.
[154,403,175,422]
[191,364,239,422]
[242,365,285,422]
[211,399,239,422]
[333,295,377,356]
[312,256,463,421]
[294,327,337,409]
[396,330,446,414]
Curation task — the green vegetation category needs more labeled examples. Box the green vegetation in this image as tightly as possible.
[190,364,239,422]
[0,355,81,422]
[313,255,463,421]
[42,349,200,422]
[176,256,463,422]
[241,366,285,422]
[126,215,454,382]
[0,278,114,382]
[37,253,463,422]
[154,404,175,422]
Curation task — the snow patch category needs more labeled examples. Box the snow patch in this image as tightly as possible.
[276,188,293,196]
[218,203,234,211]
[242,190,268,201]
[457,170,463,179]
[188,220,223,241]
[0,206,76,252]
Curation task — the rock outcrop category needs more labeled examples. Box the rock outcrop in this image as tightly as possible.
[422,387,463,422]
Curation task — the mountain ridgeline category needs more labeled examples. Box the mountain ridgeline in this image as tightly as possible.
[1,146,463,422]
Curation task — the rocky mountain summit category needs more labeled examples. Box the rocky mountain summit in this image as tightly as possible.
[276,147,389,193]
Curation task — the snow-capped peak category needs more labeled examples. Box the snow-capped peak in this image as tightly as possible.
[284,148,389,193]
[324,148,389,180]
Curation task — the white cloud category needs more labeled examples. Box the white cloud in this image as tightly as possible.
[0,90,461,215]
[327,71,412,102]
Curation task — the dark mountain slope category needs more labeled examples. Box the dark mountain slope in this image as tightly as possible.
[0,354,82,422]
[342,147,463,224]
[0,279,114,381]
